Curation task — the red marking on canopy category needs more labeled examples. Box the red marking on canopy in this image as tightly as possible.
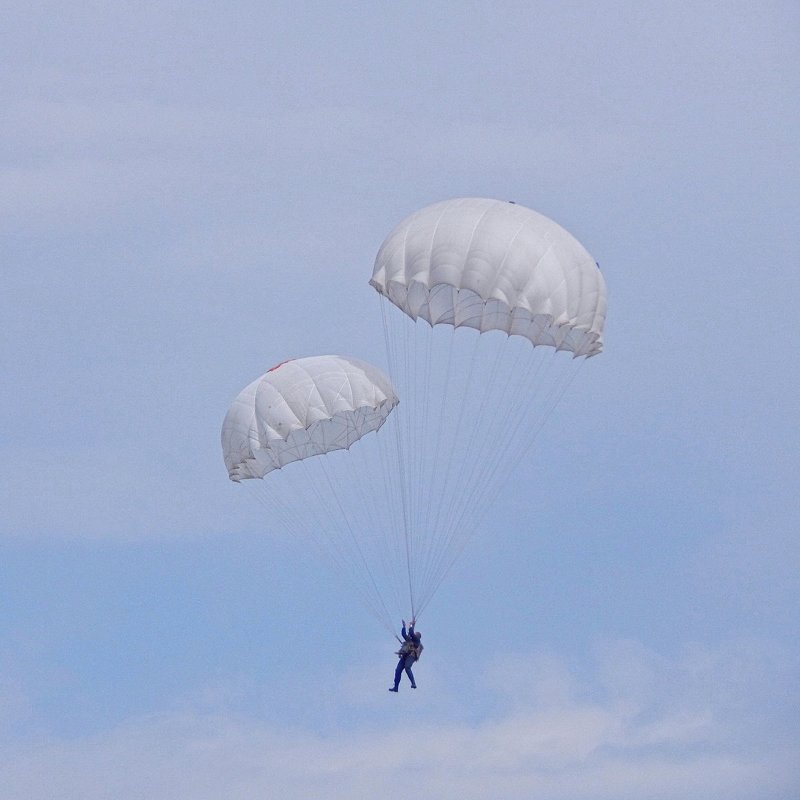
[267,359,293,373]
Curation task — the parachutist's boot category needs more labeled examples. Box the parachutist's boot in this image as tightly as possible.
[389,687,398,692]
[410,683,417,689]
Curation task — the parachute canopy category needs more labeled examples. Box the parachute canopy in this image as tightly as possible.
[370,197,607,357]
[222,355,399,482]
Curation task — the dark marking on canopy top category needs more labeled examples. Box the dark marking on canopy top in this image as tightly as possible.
[267,359,293,373]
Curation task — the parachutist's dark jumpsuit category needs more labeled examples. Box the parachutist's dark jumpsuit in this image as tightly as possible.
[392,624,421,690]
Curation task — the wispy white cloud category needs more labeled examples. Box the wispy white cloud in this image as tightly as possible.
[1,641,796,800]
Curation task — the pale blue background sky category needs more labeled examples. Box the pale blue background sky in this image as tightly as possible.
[2,2,799,798]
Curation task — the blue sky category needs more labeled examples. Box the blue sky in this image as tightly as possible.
[2,2,799,797]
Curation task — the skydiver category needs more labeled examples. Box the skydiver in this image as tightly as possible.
[389,619,423,692]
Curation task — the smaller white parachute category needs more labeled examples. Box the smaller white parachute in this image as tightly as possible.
[222,355,399,481]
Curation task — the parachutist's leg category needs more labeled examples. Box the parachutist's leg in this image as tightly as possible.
[405,664,416,689]
[391,659,404,691]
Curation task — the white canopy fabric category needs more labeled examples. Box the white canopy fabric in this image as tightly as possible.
[370,197,607,357]
[222,355,398,482]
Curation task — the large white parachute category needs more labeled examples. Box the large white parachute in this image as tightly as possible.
[371,197,606,356]
[370,198,608,620]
